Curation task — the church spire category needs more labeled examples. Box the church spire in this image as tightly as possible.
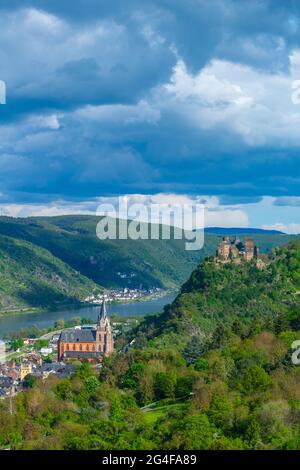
[98,297,108,325]
[96,296,114,356]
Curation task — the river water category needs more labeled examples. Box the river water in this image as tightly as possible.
[0,294,176,337]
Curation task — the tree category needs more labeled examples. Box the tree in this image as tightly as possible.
[274,313,289,335]
[34,339,48,351]
[248,316,263,337]
[290,312,300,331]
[123,361,146,389]
[240,365,272,394]
[23,374,37,389]
[210,323,230,349]
[175,375,195,399]
[54,319,65,330]
[75,361,93,380]
[136,372,154,405]
[84,376,99,395]
[194,358,208,371]
[154,372,176,400]
[207,394,234,431]
[245,417,261,449]
[169,414,216,450]
[232,319,243,336]
[10,337,24,351]
[55,378,73,400]
[183,336,206,365]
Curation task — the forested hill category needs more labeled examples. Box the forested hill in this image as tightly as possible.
[0,215,295,292]
[0,235,99,312]
[0,215,203,290]
[136,237,300,349]
[0,215,296,311]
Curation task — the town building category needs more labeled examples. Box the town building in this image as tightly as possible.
[58,299,114,362]
[20,362,32,381]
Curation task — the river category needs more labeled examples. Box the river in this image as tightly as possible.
[0,294,176,337]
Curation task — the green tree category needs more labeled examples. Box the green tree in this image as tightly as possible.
[10,337,24,351]
[54,319,65,330]
[175,375,195,399]
[84,376,99,395]
[245,417,261,449]
[240,365,272,394]
[23,374,37,389]
[169,414,216,450]
[123,361,146,389]
[274,313,290,335]
[207,394,234,431]
[183,336,206,365]
[154,372,176,400]
[210,323,230,349]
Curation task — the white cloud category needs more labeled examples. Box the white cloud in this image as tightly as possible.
[205,208,248,228]
[262,223,300,234]
[0,201,98,218]
[0,193,249,229]
[75,100,160,125]
[21,8,66,35]
[160,55,300,146]
[27,114,61,130]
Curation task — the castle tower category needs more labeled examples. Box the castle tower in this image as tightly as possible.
[96,299,114,356]
[217,237,231,259]
[244,238,254,261]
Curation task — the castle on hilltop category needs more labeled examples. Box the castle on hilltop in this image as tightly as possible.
[58,299,114,362]
[217,236,260,263]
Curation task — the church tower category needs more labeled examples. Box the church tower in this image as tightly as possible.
[96,299,114,356]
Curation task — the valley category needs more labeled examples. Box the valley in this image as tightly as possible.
[0,215,295,313]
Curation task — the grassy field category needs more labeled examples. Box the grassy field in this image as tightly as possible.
[142,401,189,424]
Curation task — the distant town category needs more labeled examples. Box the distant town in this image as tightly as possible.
[84,287,165,304]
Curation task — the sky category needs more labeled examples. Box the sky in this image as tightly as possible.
[1,0,300,232]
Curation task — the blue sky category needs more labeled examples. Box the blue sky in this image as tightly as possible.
[1,0,300,232]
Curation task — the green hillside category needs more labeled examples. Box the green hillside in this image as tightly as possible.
[137,239,300,347]
[3,238,300,449]
[0,215,295,291]
[0,235,99,312]
[0,215,203,289]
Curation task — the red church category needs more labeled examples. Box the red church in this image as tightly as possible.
[58,299,114,362]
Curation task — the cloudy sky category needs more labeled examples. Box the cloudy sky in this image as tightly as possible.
[1,0,300,232]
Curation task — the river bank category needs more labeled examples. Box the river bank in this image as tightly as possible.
[0,290,176,318]
[0,293,176,337]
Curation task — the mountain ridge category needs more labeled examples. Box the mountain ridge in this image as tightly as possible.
[135,235,300,349]
[0,215,296,312]
[203,227,286,235]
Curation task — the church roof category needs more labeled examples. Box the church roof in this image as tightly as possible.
[63,351,103,359]
[60,328,96,343]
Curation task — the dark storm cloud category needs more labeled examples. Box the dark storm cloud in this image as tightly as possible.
[0,0,300,202]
